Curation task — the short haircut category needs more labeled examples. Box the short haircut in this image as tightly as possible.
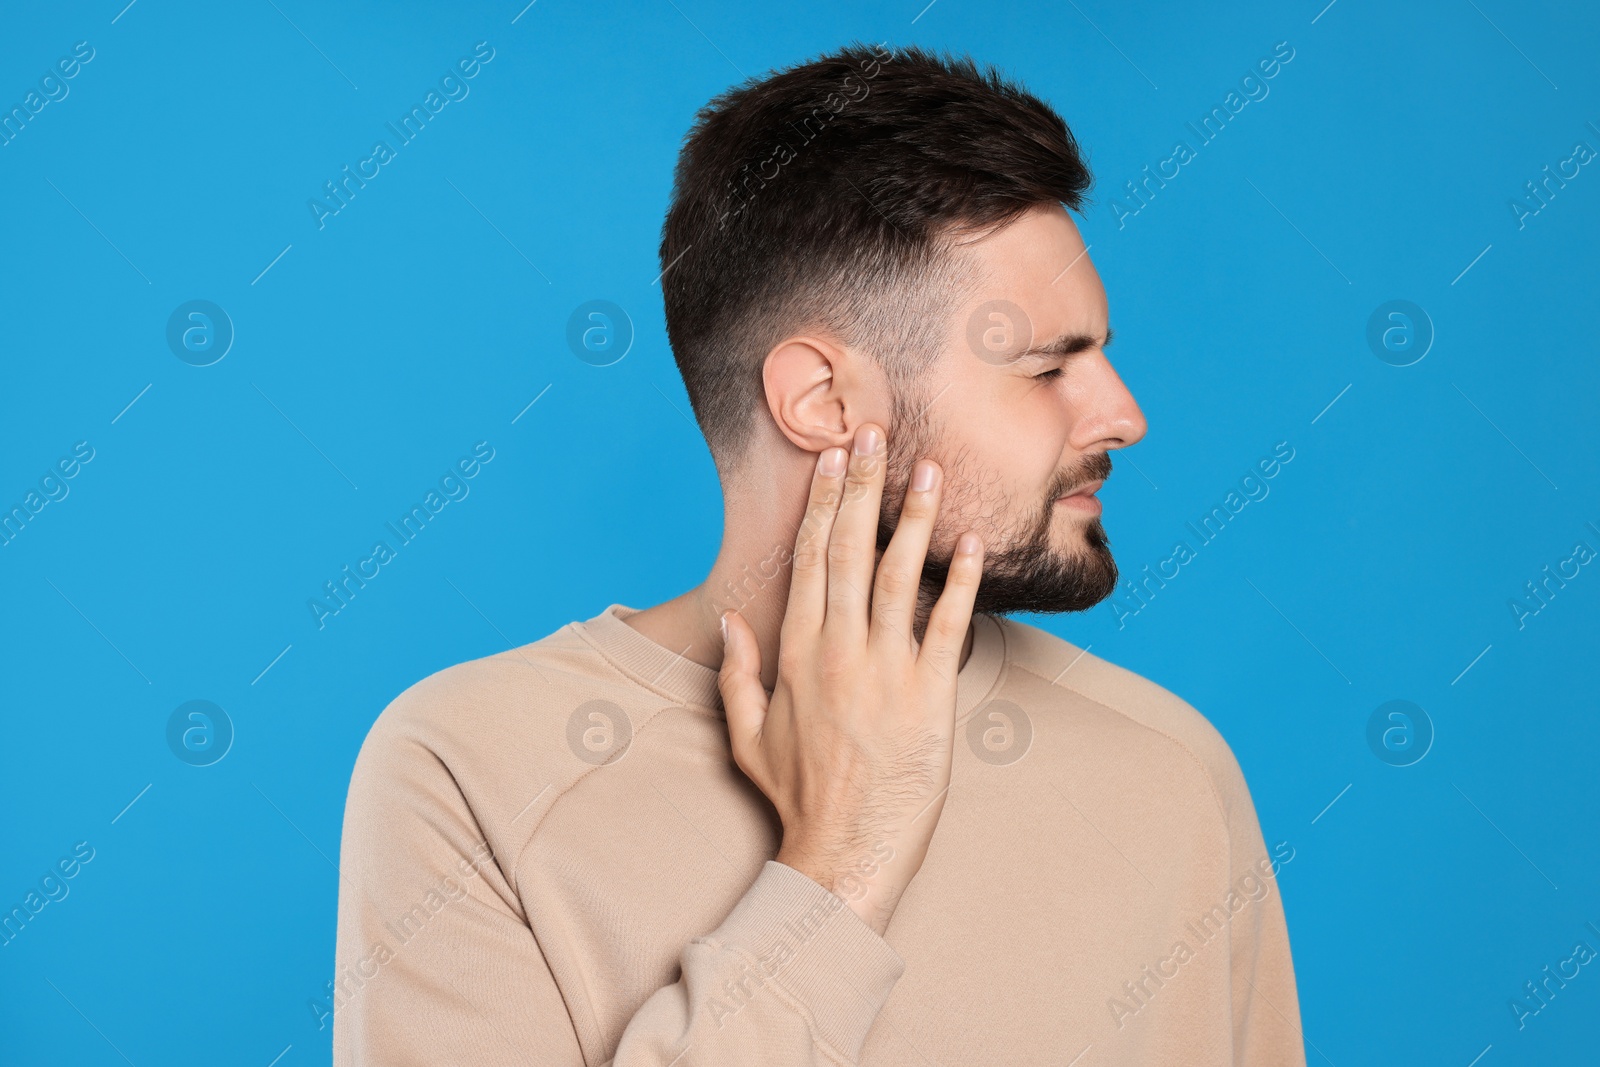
[659,42,1093,477]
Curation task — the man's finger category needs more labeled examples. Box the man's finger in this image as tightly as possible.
[919,531,983,680]
[871,458,941,651]
[823,423,886,643]
[717,610,770,779]
[783,447,849,640]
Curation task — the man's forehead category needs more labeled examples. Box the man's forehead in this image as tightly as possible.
[945,217,1108,364]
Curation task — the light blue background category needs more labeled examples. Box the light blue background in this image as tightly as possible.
[2,1,1596,1063]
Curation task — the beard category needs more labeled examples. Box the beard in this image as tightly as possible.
[876,403,1120,634]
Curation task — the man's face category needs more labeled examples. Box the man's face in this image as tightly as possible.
[876,204,1147,624]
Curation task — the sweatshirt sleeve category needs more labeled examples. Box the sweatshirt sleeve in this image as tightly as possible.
[1216,749,1307,1067]
[609,860,906,1065]
[332,720,905,1067]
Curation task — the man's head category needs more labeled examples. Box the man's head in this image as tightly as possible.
[660,43,1146,622]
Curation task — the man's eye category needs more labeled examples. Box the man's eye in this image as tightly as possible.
[1033,367,1064,381]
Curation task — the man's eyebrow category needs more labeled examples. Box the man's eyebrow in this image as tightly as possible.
[1019,326,1115,359]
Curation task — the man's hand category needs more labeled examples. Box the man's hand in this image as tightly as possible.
[717,422,985,936]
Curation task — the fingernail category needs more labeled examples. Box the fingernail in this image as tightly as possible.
[818,447,847,476]
[957,532,981,555]
[853,425,881,456]
[911,460,936,493]
[719,613,729,641]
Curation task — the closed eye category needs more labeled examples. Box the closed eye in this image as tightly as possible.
[1033,367,1065,381]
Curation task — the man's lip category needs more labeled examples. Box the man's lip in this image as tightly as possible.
[1058,479,1103,499]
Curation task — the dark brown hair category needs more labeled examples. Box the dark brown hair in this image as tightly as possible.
[659,42,1093,475]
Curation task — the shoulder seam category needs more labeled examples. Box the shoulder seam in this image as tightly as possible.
[1009,658,1230,825]
[502,696,709,894]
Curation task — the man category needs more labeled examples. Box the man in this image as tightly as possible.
[333,43,1304,1065]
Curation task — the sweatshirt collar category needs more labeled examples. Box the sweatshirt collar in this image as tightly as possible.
[575,603,1007,718]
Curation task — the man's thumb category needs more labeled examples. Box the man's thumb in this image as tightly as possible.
[717,610,768,755]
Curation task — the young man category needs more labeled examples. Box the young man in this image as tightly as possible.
[333,43,1304,1066]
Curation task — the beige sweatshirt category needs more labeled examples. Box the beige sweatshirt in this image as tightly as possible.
[332,603,1305,1065]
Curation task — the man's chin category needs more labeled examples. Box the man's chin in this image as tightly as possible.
[963,525,1119,617]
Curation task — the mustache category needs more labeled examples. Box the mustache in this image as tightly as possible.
[1049,451,1113,498]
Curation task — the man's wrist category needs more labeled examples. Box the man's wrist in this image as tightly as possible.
[775,844,900,937]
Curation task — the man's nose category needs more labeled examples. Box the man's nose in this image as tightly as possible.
[1068,352,1147,451]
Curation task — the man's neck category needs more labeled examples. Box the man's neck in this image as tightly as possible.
[622,560,976,693]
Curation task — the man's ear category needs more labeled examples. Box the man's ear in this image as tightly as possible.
[762,335,858,453]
